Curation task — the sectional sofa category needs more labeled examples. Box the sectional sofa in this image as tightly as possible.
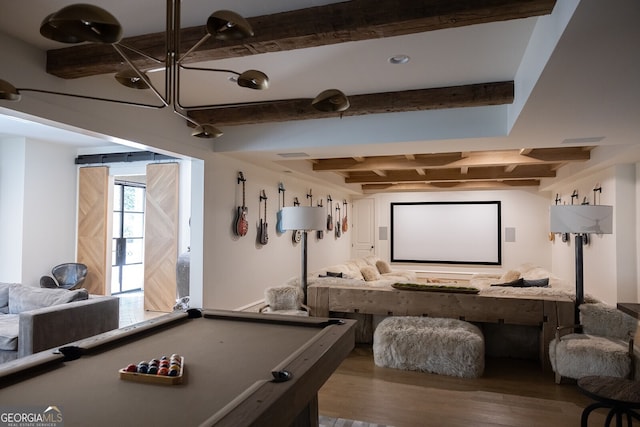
[0,282,120,363]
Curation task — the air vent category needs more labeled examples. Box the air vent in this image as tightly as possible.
[561,137,605,144]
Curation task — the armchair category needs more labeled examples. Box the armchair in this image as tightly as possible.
[549,303,638,384]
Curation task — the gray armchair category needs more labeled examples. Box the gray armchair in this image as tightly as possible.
[549,303,638,384]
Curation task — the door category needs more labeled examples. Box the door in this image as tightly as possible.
[352,198,376,259]
[144,163,179,312]
[111,181,146,294]
[77,166,109,295]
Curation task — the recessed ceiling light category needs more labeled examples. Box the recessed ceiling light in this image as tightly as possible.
[389,54,410,65]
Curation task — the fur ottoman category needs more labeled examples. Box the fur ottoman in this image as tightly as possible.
[373,316,484,378]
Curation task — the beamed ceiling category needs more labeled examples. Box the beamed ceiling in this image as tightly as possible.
[311,146,593,193]
[39,0,577,192]
[45,0,552,127]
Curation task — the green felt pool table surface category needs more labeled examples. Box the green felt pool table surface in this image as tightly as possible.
[0,309,356,427]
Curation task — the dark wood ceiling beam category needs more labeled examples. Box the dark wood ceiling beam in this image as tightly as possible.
[187,81,513,126]
[44,0,556,79]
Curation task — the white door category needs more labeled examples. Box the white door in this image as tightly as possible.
[352,198,376,258]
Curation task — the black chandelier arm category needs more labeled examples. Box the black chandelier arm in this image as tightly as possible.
[112,44,170,107]
[116,43,165,65]
[179,65,241,76]
[177,34,212,64]
[16,88,166,109]
[177,97,311,112]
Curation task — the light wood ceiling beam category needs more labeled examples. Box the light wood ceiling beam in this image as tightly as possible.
[345,164,557,183]
[313,153,464,172]
[361,180,540,193]
[313,147,589,173]
[187,81,513,126]
[444,147,590,168]
[44,0,557,79]
[524,147,592,161]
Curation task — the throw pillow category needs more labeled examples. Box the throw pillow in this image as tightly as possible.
[490,278,525,287]
[8,284,89,314]
[375,260,392,274]
[0,282,11,308]
[523,278,549,287]
[361,266,381,282]
[499,270,520,283]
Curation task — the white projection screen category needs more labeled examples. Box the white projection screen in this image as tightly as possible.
[391,201,501,265]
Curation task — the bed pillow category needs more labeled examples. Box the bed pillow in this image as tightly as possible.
[361,266,381,282]
[523,278,549,287]
[376,260,392,274]
[326,271,344,278]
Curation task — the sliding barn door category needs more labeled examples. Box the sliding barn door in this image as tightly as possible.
[77,166,109,295]
[144,163,179,312]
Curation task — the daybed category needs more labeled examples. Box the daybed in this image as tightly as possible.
[285,255,417,289]
[303,261,576,370]
[0,282,120,364]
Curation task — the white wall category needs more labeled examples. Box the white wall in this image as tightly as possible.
[203,154,353,309]
[550,164,637,305]
[0,138,78,286]
[0,138,26,283]
[366,188,553,277]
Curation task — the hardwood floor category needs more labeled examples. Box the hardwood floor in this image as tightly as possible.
[318,345,607,427]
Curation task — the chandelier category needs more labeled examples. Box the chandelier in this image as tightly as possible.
[0,1,350,138]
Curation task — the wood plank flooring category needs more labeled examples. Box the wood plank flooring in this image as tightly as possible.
[318,345,607,427]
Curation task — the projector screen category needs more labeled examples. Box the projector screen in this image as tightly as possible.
[391,201,501,265]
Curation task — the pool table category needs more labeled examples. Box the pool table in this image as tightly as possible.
[0,309,356,427]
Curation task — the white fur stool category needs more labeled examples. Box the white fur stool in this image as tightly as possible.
[373,316,484,378]
[259,286,309,316]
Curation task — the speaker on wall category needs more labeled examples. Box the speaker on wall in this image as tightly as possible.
[379,226,388,241]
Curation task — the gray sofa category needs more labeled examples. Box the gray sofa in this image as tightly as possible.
[0,282,119,364]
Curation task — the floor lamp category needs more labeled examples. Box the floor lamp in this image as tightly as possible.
[550,204,613,324]
[280,206,326,304]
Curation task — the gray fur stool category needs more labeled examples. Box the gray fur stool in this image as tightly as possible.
[373,316,484,378]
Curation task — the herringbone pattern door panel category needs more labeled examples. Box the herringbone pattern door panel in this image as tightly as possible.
[77,166,109,295]
[144,163,179,312]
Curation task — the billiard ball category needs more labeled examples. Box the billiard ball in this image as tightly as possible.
[147,366,159,375]
[168,369,179,377]
[137,365,148,374]
[157,367,169,376]
[125,364,137,372]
